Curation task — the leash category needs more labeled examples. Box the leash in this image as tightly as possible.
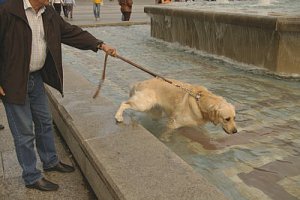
[92,53,109,99]
[93,53,201,101]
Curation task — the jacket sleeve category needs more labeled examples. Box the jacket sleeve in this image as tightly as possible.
[59,16,103,52]
[0,8,6,85]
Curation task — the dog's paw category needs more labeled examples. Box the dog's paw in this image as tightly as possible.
[115,115,124,123]
[159,135,171,142]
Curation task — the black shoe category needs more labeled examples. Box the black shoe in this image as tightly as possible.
[0,124,4,130]
[26,178,59,191]
[44,161,75,173]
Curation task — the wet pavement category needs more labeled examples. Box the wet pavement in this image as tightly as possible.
[62,25,300,200]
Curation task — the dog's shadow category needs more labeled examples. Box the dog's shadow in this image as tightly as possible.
[126,111,262,152]
[127,111,220,145]
[128,111,167,137]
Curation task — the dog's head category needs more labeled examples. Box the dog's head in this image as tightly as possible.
[207,101,237,134]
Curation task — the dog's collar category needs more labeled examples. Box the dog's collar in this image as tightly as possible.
[195,93,201,101]
[160,78,202,101]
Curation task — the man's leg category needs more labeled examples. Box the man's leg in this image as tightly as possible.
[93,3,97,19]
[3,92,43,185]
[3,72,59,184]
[54,3,62,15]
[97,4,101,18]
[63,4,68,17]
[69,4,73,18]
[30,72,74,174]
[123,12,131,21]
[28,72,59,170]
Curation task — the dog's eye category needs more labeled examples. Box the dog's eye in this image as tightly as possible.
[225,117,230,122]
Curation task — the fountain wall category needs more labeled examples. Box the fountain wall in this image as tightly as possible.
[144,6,300,74]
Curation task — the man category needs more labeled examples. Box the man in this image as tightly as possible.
[0,0,116,192]
[92,0,103,21]
[118,0,133,21]
[51,0,64,15]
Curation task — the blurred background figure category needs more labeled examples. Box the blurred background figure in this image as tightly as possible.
[156,0,172,4]
[93,0,103,20]
[63,1,68,17]
[118,0,133,21]
[64,0,76,19]
[52,0,64,15]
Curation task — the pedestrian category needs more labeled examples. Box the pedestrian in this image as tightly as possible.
[156,0,171,3]
[64,0,75,19]
[0,0,116,192]
[52,0,64,15]
[93,0,103,21]
[62,1,68,17]
[118,0,133,21]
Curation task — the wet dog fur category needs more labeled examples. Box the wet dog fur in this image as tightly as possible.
[115,78,237,141]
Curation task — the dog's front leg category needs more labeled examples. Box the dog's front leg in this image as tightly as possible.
[159,119,177,142]
[159,128,174,142]
[115,102,131,123]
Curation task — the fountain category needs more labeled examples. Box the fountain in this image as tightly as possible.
[62,24,300,200]
[144,0,300,75]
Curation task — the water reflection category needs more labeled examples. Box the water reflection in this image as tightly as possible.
[63,25,300,200]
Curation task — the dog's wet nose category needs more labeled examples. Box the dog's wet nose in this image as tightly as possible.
[232,129,237,134]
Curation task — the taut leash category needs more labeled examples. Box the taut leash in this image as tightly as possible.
[114,54,172,84]
[93,53,201,101]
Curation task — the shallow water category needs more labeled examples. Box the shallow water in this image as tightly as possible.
[168,0,300,17]
[63,25,300,200]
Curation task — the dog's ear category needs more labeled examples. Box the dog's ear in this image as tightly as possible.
[208,105,220,125]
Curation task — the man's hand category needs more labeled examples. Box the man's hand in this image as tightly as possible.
[98,43,117,57]
[0,86,5,96]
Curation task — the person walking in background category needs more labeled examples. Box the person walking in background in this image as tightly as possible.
[0,0,116,192]
[156,0,171,3]
[93,0,103,21]
[62,0,68,17]
[64,0,75,19]
[118,0,133,21]
[52,0,64,15]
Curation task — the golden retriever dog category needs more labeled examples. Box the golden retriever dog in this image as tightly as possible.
[115,78,237,141]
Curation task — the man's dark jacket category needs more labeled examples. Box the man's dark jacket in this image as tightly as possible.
[0,0,103,104]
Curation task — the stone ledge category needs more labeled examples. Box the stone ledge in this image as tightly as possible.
[144,6,300,74]
[46,65,228,200]
[145,6,278,30]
